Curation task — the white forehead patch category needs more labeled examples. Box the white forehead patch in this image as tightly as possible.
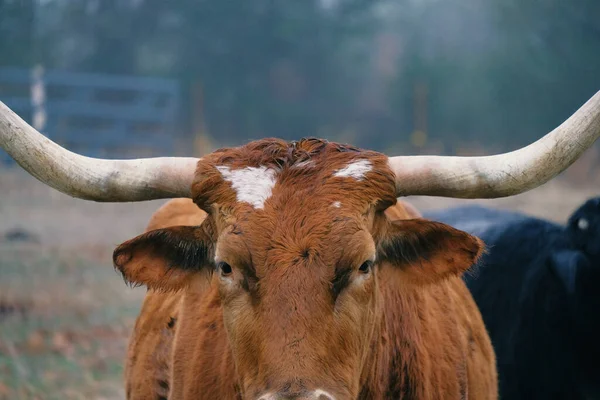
[578,218,589,230]
[333,159,372,181]
[332,201,341,208]
[216,165,277,209]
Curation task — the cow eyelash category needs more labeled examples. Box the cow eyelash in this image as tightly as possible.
[218,262,233,276]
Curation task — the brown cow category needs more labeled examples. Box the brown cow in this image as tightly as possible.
[1,91,599,399]
[117,141,496,399]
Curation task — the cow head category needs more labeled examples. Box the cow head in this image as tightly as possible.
[567,196,600,259]
[2,91,600,398]
[561,196,600,397]
[549,196,600,297]
[112,139,483,398]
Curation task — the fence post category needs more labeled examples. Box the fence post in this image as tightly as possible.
[410,81,428,152]
[30,64,46,133]
[190,80,213,156]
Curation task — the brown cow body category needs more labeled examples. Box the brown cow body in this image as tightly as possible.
[124,194,496,398]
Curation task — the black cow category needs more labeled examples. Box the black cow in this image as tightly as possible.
[424,198,600,400]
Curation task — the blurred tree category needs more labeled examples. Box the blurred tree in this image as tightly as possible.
[386,0,600,153]
[133,0,383,142]
[0,0,36,67]
[33,0,382,144]
[83,0,138,74]
[37,0,139,74]
[3,0,599,153]
[488,0,600,147]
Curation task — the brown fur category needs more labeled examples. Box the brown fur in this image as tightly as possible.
[123,199,209,399]
[118,139,497,399]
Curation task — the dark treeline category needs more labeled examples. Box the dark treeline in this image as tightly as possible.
[1,0,599,153]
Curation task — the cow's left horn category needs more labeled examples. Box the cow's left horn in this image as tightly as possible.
[389,90,600,198]
[0,101,199,202]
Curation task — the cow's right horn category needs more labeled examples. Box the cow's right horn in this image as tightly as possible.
[388,90,600,199]
[0,101,199,202]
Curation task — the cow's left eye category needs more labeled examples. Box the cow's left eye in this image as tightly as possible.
[358,260,373,274]
[218,262,233,277]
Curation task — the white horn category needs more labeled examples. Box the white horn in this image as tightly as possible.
[0,101,199,202]
[389,90,600,198]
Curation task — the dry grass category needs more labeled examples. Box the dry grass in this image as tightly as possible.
[0,245,139,400]
[0,167,597,399]
[0,170,164,400]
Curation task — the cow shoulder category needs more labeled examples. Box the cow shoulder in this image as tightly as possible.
[384,200,422,221]
[366,269,497,399]
[124,199,209,399]
[169,283,240,399]
[363,205,496,398]
[147,198,208,230]
[125,290,182,399]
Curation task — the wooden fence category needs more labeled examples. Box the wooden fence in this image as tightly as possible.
[0,66,182,164]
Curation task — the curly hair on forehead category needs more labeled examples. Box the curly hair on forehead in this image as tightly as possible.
[211,137,366,170]
[192,137,397,214]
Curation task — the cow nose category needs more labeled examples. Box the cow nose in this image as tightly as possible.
[257,389,335,400]
[312,389,335,400]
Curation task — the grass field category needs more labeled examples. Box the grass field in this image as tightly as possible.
[0,170,162,400]
[0,167,597,399]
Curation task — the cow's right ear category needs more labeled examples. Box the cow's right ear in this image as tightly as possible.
[113,225,214,291]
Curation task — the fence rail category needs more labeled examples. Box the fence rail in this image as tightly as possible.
[0,66,182,165]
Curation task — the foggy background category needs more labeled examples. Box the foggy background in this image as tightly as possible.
[3,0,600,156]
[1,1,599,398]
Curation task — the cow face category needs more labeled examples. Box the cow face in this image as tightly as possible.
[113,139,483,399]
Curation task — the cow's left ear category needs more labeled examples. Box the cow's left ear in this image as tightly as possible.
[377,219,484,285]
[113,225,214,291]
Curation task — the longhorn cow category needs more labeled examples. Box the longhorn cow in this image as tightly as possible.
[1,91,599,399]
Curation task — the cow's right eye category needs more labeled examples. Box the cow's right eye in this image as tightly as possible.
[358,260,373,274]
[218,262,233,276]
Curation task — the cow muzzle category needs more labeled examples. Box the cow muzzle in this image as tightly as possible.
[257,389,335,400]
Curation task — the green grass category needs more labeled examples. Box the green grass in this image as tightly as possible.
[0,244,145,400]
